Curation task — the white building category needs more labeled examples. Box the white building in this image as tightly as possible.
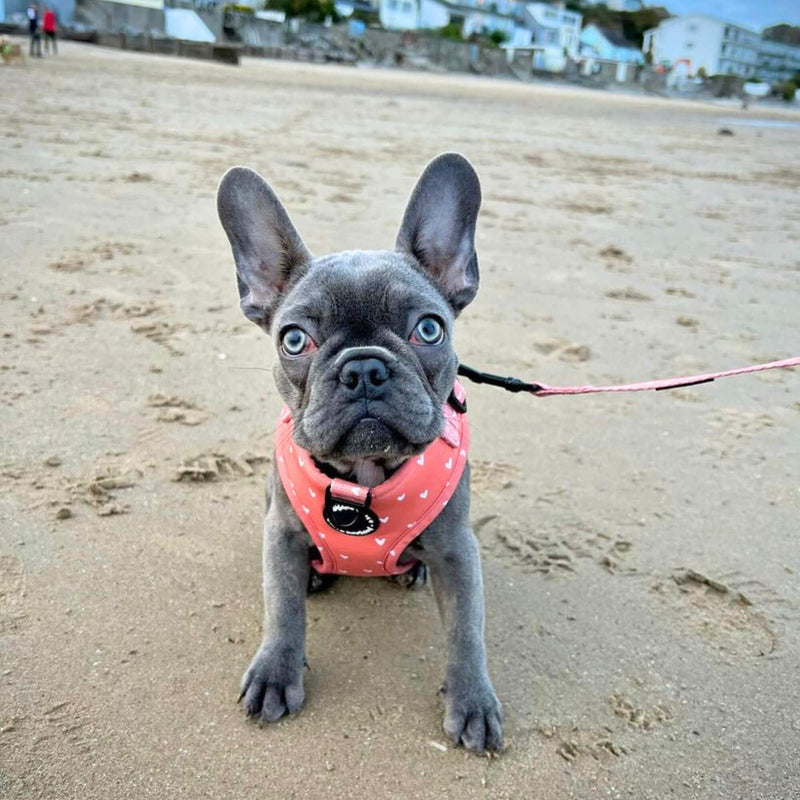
[516,1,581,69]
[643,14,760,78]
[757,37,800,83]
[379,0,520,40]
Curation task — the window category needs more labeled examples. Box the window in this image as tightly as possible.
[401,1,411,9]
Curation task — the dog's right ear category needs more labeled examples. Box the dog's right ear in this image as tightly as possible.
[217,167,311,332]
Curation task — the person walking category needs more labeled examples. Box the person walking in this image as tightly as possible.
[27,3,42,58]
[42,7,57,55]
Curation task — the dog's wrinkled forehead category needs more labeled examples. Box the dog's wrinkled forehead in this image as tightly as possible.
[274,250,453,339]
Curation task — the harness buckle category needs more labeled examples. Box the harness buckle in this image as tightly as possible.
[323,481,379,536]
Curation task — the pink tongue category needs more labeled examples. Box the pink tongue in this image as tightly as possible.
[353,460,385,487]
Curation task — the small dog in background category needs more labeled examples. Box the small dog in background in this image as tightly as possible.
[217,154,502,754]
[1,38,26,66]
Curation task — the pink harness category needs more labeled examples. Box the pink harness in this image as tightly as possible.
[275,383,469,577]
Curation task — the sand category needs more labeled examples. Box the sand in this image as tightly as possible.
[1,41,799,800]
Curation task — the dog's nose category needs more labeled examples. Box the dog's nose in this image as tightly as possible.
[339,357,390,393]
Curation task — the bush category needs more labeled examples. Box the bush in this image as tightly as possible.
[265,0,339,21]
[782,80,797,101]
[696,66,707,79]
[489,29,508,46]
[438,23,462,41]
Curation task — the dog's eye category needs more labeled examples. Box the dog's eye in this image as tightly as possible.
[410,317,444,345]
[281,327,315,357]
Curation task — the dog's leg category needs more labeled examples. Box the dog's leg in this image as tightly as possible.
[240,473,309,723]
[417,478,503,754]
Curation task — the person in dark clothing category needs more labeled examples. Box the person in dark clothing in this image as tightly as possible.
[27,3,42,58]
[42,7,57,55]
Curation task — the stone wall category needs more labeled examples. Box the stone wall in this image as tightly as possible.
[75,0,164,32]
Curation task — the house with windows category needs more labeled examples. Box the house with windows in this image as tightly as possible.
[379,0,520,41]
[757,36,800,83]
[515,1,581,69]
[642,15,760,78]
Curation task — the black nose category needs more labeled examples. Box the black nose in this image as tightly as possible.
[339,357,390,393]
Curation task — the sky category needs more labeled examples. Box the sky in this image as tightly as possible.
[663,0,800,31]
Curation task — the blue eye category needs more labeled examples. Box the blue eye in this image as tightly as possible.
[281,327,313,356]
[411,317,444,345]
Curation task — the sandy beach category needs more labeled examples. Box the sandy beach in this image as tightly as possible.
[1,41,799,799]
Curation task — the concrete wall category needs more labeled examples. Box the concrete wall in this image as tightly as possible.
[357,25,509,74]
[75,0,165,32]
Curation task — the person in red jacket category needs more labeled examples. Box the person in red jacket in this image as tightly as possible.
[42,7,57,55]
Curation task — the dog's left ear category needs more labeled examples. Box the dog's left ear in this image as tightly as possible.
[396,153,481,315]
[217,166,311,332]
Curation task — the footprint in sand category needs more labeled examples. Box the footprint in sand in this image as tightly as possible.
[148,394,206,426]
[531,336,591,363]
[0,554,26,634]
[600,245,633,274]
[650,569,776,660]
[48,242,140,273]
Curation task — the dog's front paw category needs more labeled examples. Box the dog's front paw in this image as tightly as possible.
[440,676,503,754]
[239,643,305,724]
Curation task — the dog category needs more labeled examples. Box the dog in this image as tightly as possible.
[216,153,502,754]
[1,38,26,66]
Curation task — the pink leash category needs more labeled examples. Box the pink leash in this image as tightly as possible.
[457,356,800,398]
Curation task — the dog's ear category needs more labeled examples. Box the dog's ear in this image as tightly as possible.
[217,167,311,332]
[396,153,481,315]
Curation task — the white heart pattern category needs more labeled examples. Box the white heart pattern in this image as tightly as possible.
[319,532,326,539]
[309,487,316,498]
[339,554,349,560]
[362,569,373,574]
[375,537,386,546]
[298,456,304,467]
[397,494,406,502]
[379,516,389,524]
[445,458,453,469]
[301,505,310,514]
[419,489,428,499]
[417,454,425,466]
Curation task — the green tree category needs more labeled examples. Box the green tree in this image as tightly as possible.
[439,22,463,41]
[265,0,339,21]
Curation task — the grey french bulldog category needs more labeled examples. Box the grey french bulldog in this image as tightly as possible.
[216,153,502,753]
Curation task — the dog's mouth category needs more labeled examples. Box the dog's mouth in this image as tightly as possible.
[334,416,428,460]
[292,393,443,469]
